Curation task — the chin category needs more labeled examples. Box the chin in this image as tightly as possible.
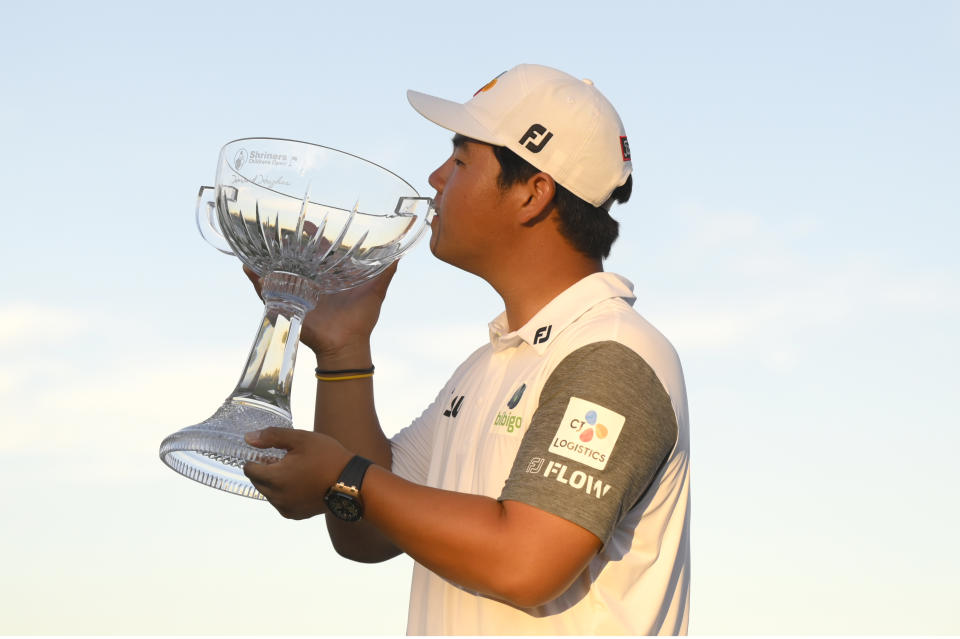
[427,241,459,270]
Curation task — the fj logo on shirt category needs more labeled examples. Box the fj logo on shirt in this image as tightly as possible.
[533,325,552,345]
[548,397,625,470]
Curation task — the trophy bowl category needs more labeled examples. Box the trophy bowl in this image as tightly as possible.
[159,138,433,499]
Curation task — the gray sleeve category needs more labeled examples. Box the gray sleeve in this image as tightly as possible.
[499,341,678,543]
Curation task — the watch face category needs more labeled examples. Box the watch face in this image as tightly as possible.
[325,492,362,521]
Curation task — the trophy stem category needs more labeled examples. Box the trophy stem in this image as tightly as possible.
[230,300,306,416]
[227,270,324,414]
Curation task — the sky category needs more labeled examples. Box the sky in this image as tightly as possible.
[1,0,958,634]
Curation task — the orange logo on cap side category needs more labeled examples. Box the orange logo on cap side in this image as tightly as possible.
[473,71,506,97]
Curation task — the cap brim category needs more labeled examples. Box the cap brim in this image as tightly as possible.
[406,90,501,146]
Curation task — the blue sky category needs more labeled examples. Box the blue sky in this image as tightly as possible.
[1,0,958,634]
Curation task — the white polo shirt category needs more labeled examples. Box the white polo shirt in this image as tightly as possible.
[391,272,691,635]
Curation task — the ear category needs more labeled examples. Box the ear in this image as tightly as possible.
[515,172,557,225]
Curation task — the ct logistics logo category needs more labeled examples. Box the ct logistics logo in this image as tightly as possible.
[549,397,625,470]
[576,409,611,443]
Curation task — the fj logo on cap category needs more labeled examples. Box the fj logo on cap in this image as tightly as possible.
[519,124,554,153]
[620,136,631,161]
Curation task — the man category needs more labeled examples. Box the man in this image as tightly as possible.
[243,63,691,635]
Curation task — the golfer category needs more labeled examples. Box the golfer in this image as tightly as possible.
[243,63,691,635]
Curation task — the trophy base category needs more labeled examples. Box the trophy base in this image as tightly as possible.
[159,400,291,500]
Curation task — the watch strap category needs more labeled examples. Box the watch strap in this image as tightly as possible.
[334,455,373,496]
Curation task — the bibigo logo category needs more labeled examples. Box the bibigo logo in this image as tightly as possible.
[548,397,625,471]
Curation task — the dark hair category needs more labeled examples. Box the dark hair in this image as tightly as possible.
[485,141,630,259]
[451,134,630,259]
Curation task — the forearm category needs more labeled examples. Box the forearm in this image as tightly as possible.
[311,344,399,561]
[311,344,391,465]
[361,466,600,607]
[243,423,600,600]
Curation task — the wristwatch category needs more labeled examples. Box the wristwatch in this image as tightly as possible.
[324,455,374,522]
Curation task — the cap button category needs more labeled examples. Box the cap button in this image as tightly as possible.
[582,78,595,86]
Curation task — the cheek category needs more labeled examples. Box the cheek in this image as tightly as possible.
[437,178,469,224]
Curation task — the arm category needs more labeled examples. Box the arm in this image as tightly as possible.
[243,341,676,607]
[362,468,602,607]
[312,346,401,562]
[242,427,601,608]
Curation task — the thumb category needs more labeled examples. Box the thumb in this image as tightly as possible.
[381,260,399,286]
[245,426,303,450]
[369,260,399,298]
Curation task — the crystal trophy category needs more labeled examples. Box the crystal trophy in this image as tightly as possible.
[159,138,433,499]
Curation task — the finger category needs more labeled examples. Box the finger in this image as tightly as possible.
[242,265,264,299]
[381,260,399,282]
[243,459,279,497]
[369,261,399,296]
[243,459,272,484]
[244,426,305,451]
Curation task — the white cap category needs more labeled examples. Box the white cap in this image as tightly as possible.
[407,63,632,208]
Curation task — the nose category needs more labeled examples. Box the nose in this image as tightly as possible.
[428,156,453,195]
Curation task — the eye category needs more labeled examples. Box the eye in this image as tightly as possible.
[453,158,466,167]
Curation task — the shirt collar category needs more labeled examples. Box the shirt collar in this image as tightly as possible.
[487,272,636,353]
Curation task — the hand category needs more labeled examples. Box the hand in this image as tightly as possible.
[243,261,398,359]
[243,427,353,520]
